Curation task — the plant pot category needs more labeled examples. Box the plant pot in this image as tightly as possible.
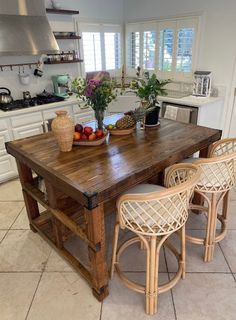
[145,105,161,127]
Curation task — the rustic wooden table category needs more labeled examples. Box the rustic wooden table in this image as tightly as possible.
[6,115,221,301]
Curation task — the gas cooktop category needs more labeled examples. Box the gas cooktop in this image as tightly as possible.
[0,95,65,112]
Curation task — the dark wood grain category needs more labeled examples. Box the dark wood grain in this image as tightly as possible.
[6,116,221,300]
[6,118,222,207]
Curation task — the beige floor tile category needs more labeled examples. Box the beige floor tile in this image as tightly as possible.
[27,272,101,320]
[0,272,41,320]
[220,230,236,273]
[11,207,30,230]
[0,179,23,201]
[0,201,24,229]
[102,273,175,320]
[0,230,51,272]
[118,241,167,272]
[186,211,207,230]
[172,273,236,320]
[45,250,74,272]
[165,230,230,273]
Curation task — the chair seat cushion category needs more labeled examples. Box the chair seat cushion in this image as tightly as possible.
[123,184,166,195]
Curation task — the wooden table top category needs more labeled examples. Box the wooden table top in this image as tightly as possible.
[6,116,221,208]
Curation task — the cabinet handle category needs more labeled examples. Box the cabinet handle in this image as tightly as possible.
[41,122,45,133]
[44,121,49,132]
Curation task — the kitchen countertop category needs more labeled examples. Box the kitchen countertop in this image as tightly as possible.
[158,94,223,107]
[0,95,84,118]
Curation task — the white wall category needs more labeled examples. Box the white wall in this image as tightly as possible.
[0,0,124,100]
[124,0,236,134]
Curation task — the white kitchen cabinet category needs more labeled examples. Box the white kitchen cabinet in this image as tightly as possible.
[12,123,44,140]
[43,105,73,121]
[108,94,140,114]
[73,111,94,125]
[0,155,17,182]
[0,130,11,156]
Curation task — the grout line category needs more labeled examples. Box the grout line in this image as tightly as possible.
[163,247,178,320]
[99,302,103,320]
[0,200,24,203]
[24,271,44,320]
[0,271,42,274]
[8,205,25,231]
[25,249,51,320]
[218,243,236,282]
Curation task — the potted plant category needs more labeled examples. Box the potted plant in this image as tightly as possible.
[130,71,170,126]
[72,73,117,129]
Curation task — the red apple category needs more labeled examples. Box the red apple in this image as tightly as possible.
[88,133,97,141]
[84,126,93,136]
[81,133,88,140]
[95,129,104,138]
[75,123,83,133]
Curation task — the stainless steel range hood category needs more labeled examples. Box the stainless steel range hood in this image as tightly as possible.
[0,0,59,56]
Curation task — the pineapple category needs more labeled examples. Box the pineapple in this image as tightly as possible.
[115,115,136,129]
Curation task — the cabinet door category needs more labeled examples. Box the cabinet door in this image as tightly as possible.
[0,130,11,156]
[0,155,17,183]
[12,123,44,140]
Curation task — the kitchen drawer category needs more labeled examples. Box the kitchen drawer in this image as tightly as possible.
[73,112,94,125]
[0,155,17,183]
[43,106,72,120]
[0,130,11,156]
[12,122,44,140]
[11,112,43,128]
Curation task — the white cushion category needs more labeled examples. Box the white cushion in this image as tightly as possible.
[123,184,166,195]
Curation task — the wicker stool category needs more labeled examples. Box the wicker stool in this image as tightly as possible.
[186,149,236,262]
[111,164,200,315]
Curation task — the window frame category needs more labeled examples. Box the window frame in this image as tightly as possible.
[125,17,199,81]
[78,22,123,77]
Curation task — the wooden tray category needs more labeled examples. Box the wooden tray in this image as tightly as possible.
[109,127,135,136]
[73,132,109,146]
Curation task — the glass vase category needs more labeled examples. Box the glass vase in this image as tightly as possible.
[94,109,105,130]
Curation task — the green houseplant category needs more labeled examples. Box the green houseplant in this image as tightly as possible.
[130,72,170,126]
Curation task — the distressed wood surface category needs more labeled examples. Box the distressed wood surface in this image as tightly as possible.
[7,117,222,208]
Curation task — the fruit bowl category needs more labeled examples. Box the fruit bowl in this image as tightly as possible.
[73,131,109,146]
[107,126,135,136]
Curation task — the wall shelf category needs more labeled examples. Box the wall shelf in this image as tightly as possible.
[44,59,83,65]
[46,8,80,15]
[55,36,81,40]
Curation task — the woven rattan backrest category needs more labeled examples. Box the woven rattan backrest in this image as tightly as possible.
[117,164,200,236]
[208,138,236,157]
[194,152,236,192]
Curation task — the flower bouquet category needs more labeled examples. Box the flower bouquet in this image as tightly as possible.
[72,73,117,129]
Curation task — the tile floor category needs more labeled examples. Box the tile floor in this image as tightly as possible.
[0,179,236,320]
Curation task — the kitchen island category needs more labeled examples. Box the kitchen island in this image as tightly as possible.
[6,116,221,301]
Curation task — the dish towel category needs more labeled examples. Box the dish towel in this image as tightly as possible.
[164,105,178,120]
[176,107,191,123]
[164,105,191,123]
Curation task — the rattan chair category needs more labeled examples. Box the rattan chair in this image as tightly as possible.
[185,147,236,262]
[111,163,200,315]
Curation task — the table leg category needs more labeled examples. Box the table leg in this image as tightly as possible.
[85,204,109,301]
[16,160,40,232]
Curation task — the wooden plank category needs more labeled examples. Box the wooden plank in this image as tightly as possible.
[6,118,222,205]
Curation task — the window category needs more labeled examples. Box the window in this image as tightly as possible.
[82,32,102,72]
[126,17,198,80]
[79,23,122,74]
[159,29,174,72]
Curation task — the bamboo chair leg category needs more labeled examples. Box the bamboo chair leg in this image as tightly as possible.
[146,236,158,315]
[140,240,146,250]
[204,194,217,262]
[221,190,229,230]
[110,222,120,278]
[180,225,186,279]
